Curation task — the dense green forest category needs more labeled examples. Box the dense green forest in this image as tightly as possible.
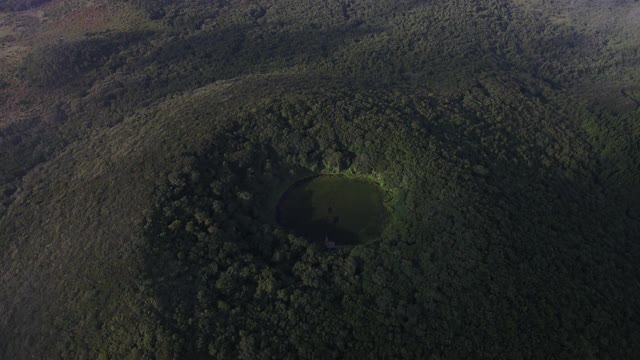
[0,0,639,359]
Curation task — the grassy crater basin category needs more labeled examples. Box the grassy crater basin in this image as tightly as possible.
[276,175,388,246]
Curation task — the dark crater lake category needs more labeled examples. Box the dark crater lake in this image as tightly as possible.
[276,175,388,247]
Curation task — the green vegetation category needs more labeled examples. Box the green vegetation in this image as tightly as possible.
[0,0,49,11]
[0,0,639,359]
[276,175,388,245]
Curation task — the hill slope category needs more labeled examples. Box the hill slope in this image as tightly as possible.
[1,0,639,359]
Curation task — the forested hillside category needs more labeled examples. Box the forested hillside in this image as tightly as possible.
[0,0,639,359]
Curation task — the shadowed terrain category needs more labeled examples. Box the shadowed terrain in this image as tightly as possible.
[0,0,639,359]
